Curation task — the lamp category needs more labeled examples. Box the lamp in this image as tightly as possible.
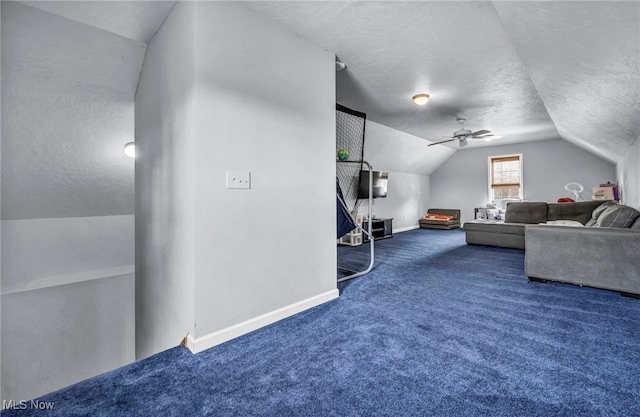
[412,93,430,105]
[123,142,135,158]
[564,182,584,201]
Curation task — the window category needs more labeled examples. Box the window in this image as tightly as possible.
[488,154,522,202]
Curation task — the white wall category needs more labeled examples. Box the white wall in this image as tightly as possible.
[192,1,337,345]
[1,3,137,402]
[134,1,196,359]
[135,2,337,356]
[1,2,139,219]
[430,139,616,223]
[617,136,640,209]
[362,172,430,232]
[361,121,452,231]
[1,216,134,401]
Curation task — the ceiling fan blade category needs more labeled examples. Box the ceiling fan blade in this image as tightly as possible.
[471,135,503,140]
[428,138,456,147]
[470,130,491,137]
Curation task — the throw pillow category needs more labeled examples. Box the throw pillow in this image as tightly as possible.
[425,214,453,220]
[595,205,640,228]
[591,201,617,220]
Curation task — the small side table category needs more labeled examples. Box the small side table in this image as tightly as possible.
[363,218,393,242]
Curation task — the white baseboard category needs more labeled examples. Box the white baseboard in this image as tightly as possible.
[393,224,419,234]
[185,289,339,354]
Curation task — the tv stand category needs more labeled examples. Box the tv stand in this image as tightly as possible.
[363,218,393,242]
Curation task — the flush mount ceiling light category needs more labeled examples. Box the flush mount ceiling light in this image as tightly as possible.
[412,93,430,105]
[123,142,135,158]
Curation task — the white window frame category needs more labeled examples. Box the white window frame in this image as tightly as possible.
[487,153,523,204]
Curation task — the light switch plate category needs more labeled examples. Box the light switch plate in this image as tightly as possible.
[226,170,251,189]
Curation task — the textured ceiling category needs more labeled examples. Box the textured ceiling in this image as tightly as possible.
[23,1,176,44]
[2,1,176,220]
[244,1,639,161]
[1,2,150,219]
[2,1,638,219]
[494,1,640,163]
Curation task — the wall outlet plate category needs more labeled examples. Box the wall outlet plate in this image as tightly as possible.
[226,170,251,189]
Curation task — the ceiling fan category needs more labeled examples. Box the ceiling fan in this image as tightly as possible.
[428,118,499,148]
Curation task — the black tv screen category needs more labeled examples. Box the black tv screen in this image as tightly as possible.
[358,170,388,199]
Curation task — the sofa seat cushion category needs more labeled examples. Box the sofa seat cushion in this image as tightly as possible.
[464,221,526,249]
[419,219,460,229]
[504,202,548,224]
[464,221,526,235]
[420,218,458,225]
[546,220,584,227]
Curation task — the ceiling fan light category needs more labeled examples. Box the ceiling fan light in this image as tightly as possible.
[412,93,430,105]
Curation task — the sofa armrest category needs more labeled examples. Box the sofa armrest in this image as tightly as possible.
[525,225,640,294]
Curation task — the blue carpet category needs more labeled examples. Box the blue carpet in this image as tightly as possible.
[4,229,640,416]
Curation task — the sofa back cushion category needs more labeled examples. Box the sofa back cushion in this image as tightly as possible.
[594,204,640,228]
[547,201,605,225]
[504,202,548,224]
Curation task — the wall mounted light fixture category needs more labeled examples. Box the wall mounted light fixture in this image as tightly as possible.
[123,142,135,158]
[412,93,430,105]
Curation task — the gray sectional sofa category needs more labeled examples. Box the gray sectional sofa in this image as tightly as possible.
[464,201,640,296]
[464,201,604,249]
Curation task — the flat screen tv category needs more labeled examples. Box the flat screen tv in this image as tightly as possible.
[358,170,388,199]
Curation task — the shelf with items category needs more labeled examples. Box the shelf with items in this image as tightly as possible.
[592,182,620,202]
[475,207,504,221]
[338,214,364,246]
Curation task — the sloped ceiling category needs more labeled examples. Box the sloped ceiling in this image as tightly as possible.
[23,0,176,44]
[1,1,175,219]
[2,1,638,219]
[245,1,639,163]
[494,1,640,163]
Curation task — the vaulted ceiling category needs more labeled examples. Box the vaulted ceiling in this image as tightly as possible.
[2,1,175,219]
[245,1,640,162]
[2,1,639,218]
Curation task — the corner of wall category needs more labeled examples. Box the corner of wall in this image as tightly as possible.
[134,0,197,360]
[616,135,640,208]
